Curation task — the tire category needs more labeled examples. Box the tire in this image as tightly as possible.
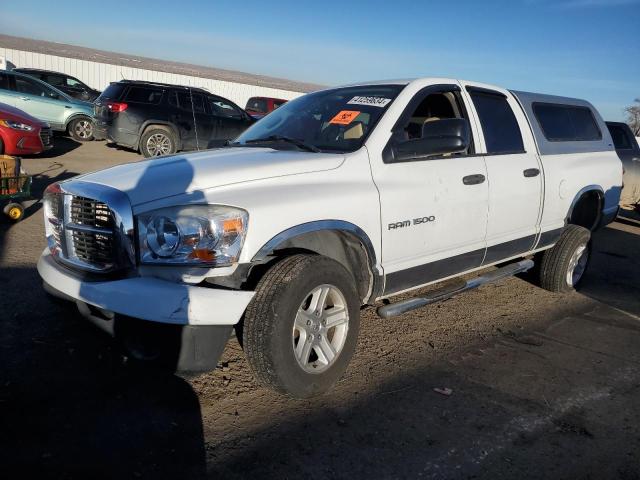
[243,254,360,398]
[140,126,177,158]
[68,117,94,142]
[4,202,24,222]
[538,225,591,293]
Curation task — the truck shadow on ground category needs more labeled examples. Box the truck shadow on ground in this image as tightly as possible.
[0,267,207,479]
[37,136,82,159]
[580,223,640,317]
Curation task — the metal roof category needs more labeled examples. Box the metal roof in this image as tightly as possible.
[0,34,325,93]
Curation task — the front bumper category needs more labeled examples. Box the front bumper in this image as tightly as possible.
[37,249,255,371]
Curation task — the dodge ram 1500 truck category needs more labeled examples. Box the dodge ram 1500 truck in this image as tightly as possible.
[38,78,622,398]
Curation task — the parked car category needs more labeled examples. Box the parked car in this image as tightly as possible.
[0,102,52,155]
[38,78,621,398]
[94,80,254,158]
[13,68,101,102]
[245,96,287,119]
[0,70,94,141]
[606,121,640,211]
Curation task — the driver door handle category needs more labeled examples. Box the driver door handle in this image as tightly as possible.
[463,174,486,185]
[19,96,30,101]
[523,168,540,177]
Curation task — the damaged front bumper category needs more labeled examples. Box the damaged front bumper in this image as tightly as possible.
[37,249,255,372]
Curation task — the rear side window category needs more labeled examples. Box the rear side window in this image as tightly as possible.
[247,97,267,113]
[469,91,525,154]
[533,103,601,142]
[100,83,126,100]
[171,91,206,113]
[125,86,163,104]
[607,124,633,150]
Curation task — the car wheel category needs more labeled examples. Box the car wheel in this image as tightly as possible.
[538,224,591,293]
[140,127,177,158]
[243,254,360,398]
[69,117,95,142]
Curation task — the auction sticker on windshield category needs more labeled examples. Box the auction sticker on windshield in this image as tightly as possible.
[347,96,392,108]
[329,110,361,125]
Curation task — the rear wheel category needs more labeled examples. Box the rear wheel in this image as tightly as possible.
[538,225,591,293]
[243,254,360,398]
[140,127,177,158]
[68,117,94,141]
[4,202,24,222]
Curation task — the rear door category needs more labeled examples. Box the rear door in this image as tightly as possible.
[461,83,543,264]
[168,90,209,151]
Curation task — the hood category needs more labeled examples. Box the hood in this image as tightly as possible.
[71,147,345,206]
[0,102,47,127]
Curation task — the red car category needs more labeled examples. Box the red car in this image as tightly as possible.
[245,96,288,119]
[0,102,53,155]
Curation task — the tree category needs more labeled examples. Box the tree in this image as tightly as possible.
[626,98,640,136]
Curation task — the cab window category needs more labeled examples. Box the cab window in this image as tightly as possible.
[210,97,243,119]
[469,90,525,154]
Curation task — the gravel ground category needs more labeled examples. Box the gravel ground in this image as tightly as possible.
[1,138,639,479]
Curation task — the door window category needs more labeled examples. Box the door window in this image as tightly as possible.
[210,97,243,119]
[15,76,50,97]
[45,74,66,88]
[469,90,525,154]
[66,77,84,88]
[390,90,473,158]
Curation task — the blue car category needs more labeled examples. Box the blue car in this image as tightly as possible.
[0,70,95,141]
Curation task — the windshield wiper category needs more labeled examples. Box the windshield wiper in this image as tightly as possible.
[243,135,321,153]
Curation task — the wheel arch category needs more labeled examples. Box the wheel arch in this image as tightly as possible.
[566,185,604,231]
[250,221,382,304]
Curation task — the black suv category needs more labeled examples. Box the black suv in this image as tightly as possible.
[13,68,101,102]
[94,80,255,157]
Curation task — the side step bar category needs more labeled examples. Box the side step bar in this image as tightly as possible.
[377,259,534,319]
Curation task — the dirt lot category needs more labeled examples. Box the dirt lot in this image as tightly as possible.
[1,138,639,479]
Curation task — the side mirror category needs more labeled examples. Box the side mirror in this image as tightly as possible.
[394,118,471,162]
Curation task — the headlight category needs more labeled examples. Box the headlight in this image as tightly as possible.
[0,119,35,131]
[137,205,248,266]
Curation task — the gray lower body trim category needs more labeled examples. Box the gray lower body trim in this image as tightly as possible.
[535,228,564,249]
[482,235,536,265]
[384,248,484,296]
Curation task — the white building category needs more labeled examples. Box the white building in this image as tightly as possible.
[0,34,322,108]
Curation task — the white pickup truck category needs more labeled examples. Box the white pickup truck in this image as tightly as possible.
[38,78,622,398]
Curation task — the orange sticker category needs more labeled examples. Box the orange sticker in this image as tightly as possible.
[329,110,360,125]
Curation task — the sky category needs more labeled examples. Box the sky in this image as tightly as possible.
[1,0,638,120]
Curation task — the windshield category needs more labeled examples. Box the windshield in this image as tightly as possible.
[234,85,404,153]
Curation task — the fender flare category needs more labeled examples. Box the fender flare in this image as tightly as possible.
[252,220,383,302]
[565,184,604,228]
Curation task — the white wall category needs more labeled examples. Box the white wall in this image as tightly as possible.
[0,47,303,108]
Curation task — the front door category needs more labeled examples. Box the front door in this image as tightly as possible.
[209,95,252,143]
[13,75,66,129]
[369,83,489,296]
[461,83,543,264]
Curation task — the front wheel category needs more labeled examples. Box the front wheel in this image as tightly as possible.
[68,117,94,141]
[4,202,24,222]
[243,254,360,398]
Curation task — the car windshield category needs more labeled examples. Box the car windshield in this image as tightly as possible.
[233,85,404,153]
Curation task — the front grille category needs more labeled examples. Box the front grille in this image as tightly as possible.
[69,196,115,268]
[40,128,52,147]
